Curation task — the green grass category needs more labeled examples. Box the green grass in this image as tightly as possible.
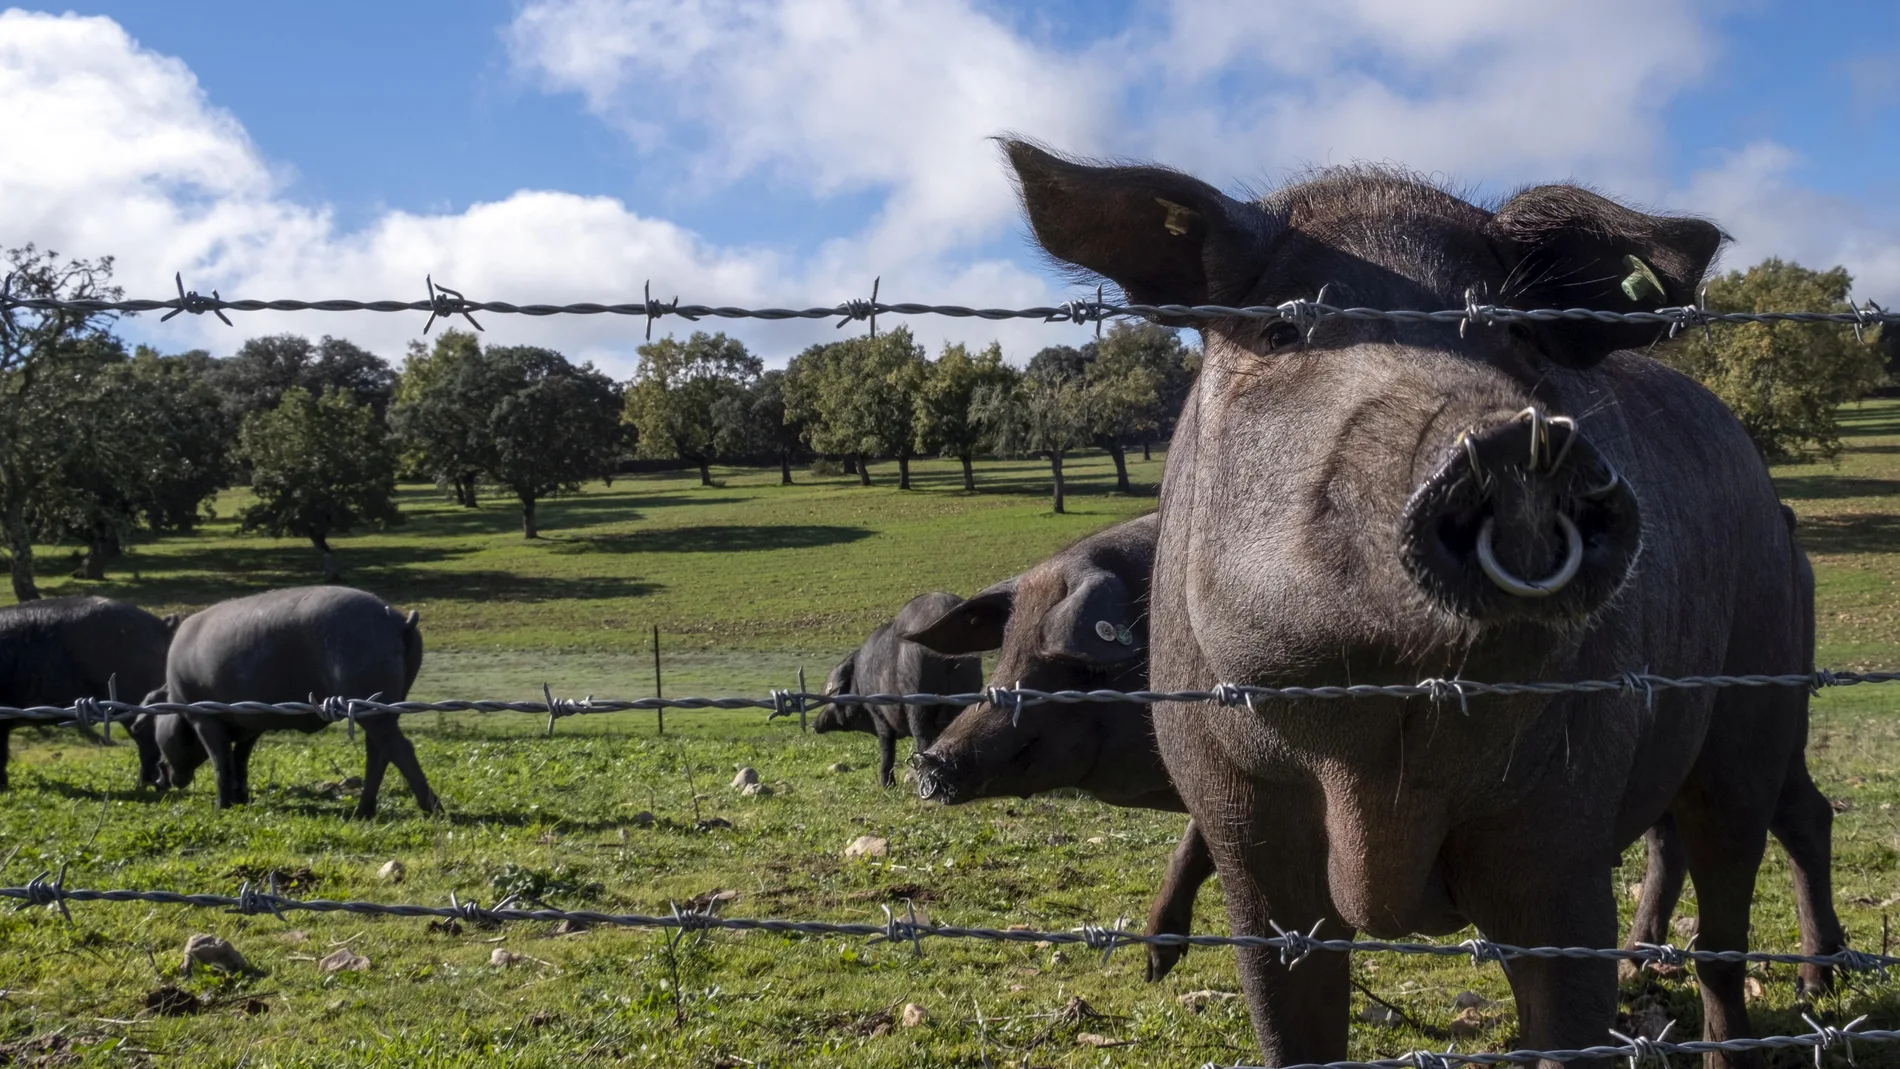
[0,414,1896,1068]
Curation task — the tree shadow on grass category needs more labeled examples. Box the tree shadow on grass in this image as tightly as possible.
[67,542,662,608]
[402,493,750,538]
[1795,512,1900,556]
[30,777,157,803]
[546,524,873,554]
[1775,476,1900,501]
[434,808,646,833]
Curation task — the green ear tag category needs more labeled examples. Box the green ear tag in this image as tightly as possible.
[1620,255,1665,302]
[1116,627,1134,646]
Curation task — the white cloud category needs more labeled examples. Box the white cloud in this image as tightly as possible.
[1682,142,1900,303]
[508,0,1118,263]
[3,2,1894,379]
[0,9,1087,373]
[1144,0,1712,194]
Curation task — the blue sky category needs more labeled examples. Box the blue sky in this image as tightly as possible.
[4,1,1897,372]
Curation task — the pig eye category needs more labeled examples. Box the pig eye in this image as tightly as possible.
[1262,320,1302,352]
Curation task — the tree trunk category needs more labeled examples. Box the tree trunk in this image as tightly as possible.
[1108,439,1131,494]
[460,473,480,508]
[4,507,38,602]
[698,461,713,487]
[1142,439,1151,462]
[898,452,911,490]
[960,452,975,492]
[314,533,339,582]
[856,454,871,486]
[1049,451,1066,514]
[779,452,794,486]
[81,530,119,581]
[521,493,539,539]
[450,478,468,507]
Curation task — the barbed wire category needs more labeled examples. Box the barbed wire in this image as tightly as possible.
[1212,1019,1900,1069]
[8,667,1898,730]
[2,275,1895,339]
[4,875,1896,974]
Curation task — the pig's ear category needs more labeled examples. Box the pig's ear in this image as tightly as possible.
[404,609,420,630]
[1490,184,1726,368]
[824,652,856,696]
[161,613,180,632]
[903,577,1016,655]
[1039,570,1142,665]
[1004,139,1278,313]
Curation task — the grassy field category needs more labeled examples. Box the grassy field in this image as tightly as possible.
[0,412,1897,1068]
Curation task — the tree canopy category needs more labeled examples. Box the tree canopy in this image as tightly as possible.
[785,328,927,487]
[0,245,126,599]
[237,386,401,578]
[975,355,1093,513]
[1660,258,1887,460]
[482,346,624,538]
[390,329,488,505]
[209,333,397,424]
[625,331,762,486]
[42,348,232,579]
[915,341,1017,491]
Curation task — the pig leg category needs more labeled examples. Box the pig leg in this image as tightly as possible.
[876,723,898,788]
[1671,748,1782,1065]
[1622,816,1688,984]
[128,715,163,789]
[356,731,387,819]
[230,733,259,805]
[1145,819,1215,982]
[904,703,942,752]
[1772,755,1845,1000]
[1161,727,1351,1063]
[189,715,243,808]
[358,719,438,817]
[0,719,11,790]
[1454,827,1621,1066]
[157,714,206,790]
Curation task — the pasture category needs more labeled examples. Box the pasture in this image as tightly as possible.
[1,414,1897,1068]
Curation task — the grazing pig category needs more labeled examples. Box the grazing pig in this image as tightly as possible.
[816,592,982,787]
[904,514,1215,981]
[904,512,1813,990]
[1005,140,1834,1064]
[0,597,174,790]
[162,586,437,817]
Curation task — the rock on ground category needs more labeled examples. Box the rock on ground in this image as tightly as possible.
[182,934,249,974]
[844,835,889,859]
[319,949,371,974]
[731,767,760,789]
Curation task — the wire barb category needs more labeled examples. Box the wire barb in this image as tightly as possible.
[16,866,71,921]
[423,275,483,333]
[1803,1014,1870,1069]
[1269,918,1327,968]
[160,272,233,325]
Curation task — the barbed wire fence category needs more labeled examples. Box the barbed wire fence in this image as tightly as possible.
[6,280,1900,1064]
[1,273,1896,342]
[6,665,1900,1066]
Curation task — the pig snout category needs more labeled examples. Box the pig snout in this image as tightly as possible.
[1401,408,1641,622]
[908,750,964,804]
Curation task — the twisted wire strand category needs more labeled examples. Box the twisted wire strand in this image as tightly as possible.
[3,669,1894,726]
[6,289,1897,332]
[1210,1023,1900,1069]
[3,878,1896,973]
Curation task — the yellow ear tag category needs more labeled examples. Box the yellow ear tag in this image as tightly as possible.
[1620,255,1665,302]
[1155,197,1200,237]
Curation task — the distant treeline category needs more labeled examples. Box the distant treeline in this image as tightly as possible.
[0,243,1196,597]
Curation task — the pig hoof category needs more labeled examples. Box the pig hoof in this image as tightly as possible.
[1146,944,1184,983]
